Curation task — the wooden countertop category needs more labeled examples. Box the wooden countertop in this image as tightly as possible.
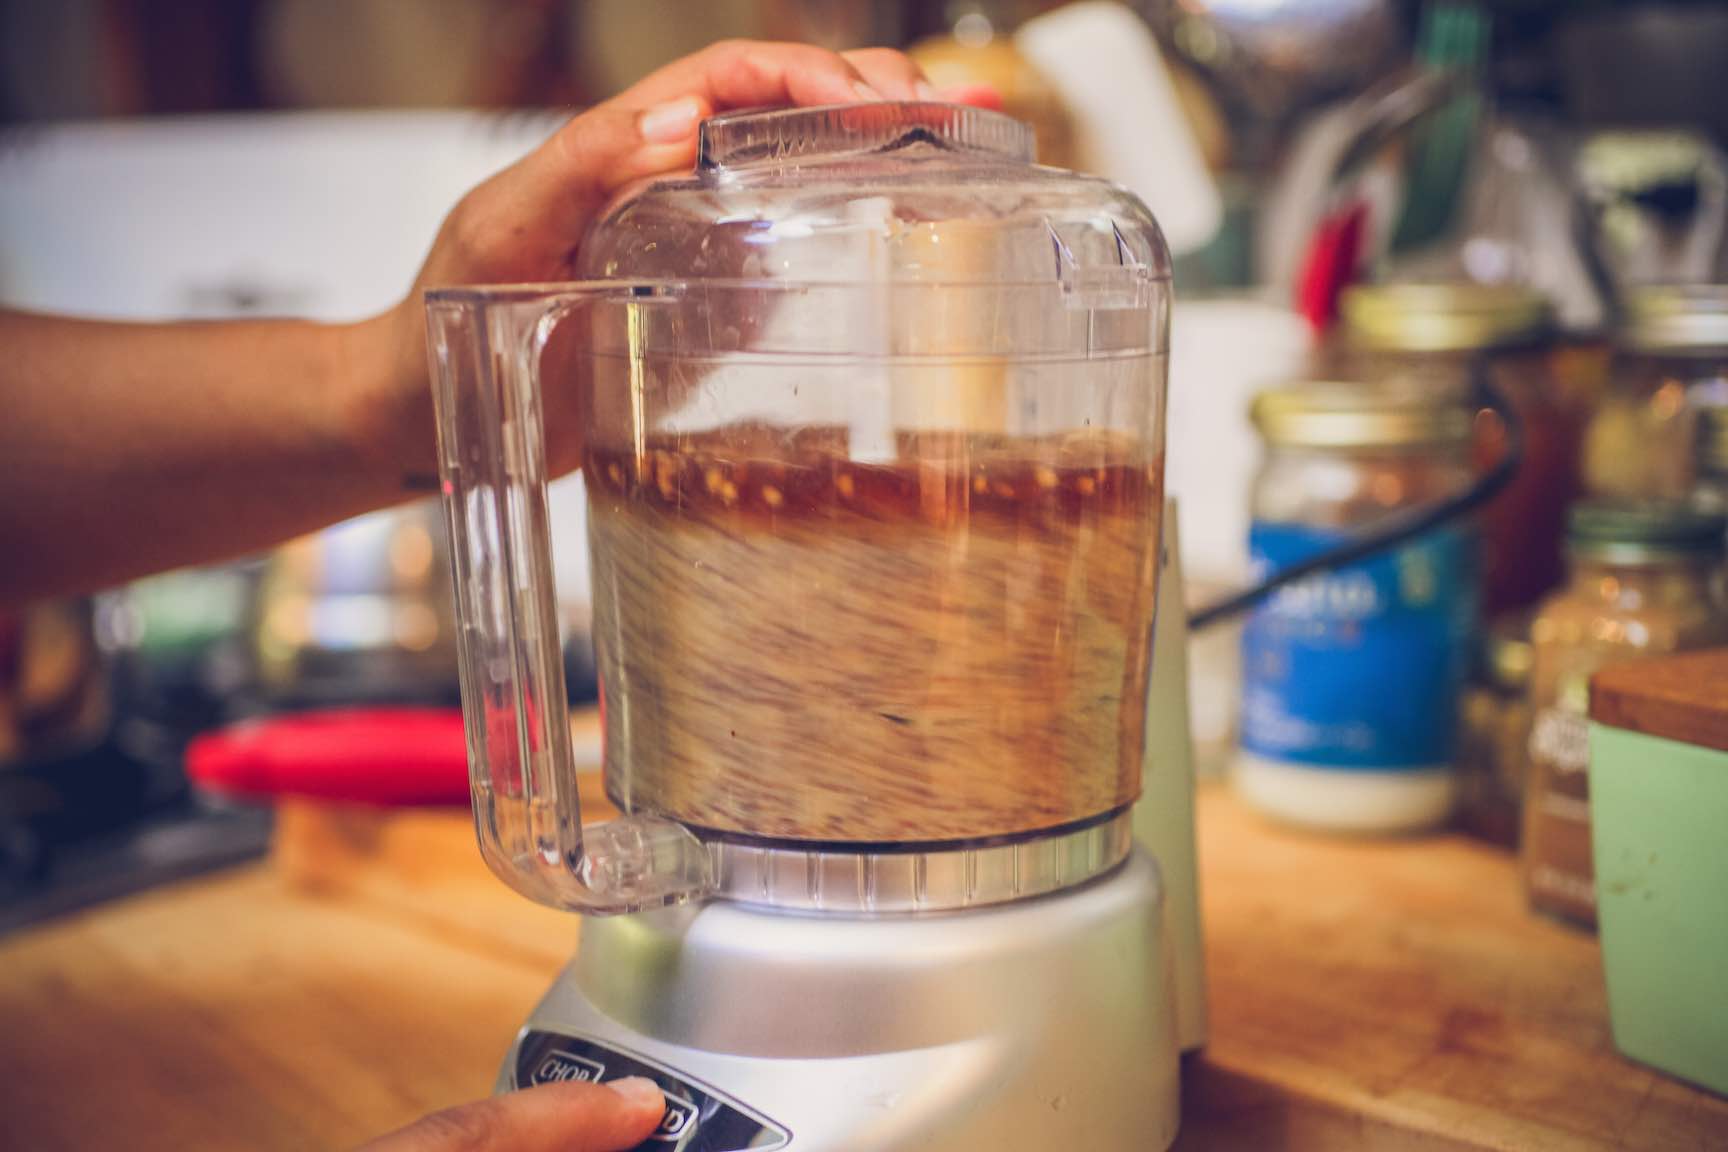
[2,785,1724,1151]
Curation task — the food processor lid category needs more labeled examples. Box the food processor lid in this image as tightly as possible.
[577,101,1172,288]
[697,102,1034,170]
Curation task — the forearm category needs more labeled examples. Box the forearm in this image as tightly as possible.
[0,44,941,610]
[0,308,420,605]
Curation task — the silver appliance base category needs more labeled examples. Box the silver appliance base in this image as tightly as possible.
[499,846,1180,1151]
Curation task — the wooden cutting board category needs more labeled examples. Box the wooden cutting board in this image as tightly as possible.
[1,783,1724,1150]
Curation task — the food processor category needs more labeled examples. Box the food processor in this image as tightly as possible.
[427,102,1202,1150]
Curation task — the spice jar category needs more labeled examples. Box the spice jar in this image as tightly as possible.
[1586,285,1728,500]
[1456,621,1533,849]
[1338,283,1590,617]
[1523,501,1728,928]
[1236,382,1476,834]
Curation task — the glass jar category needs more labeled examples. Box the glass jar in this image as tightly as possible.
[1236,382,1477,834]
[1695,405,1728,512]
[1586,285,1728,500]
[1455,621,1533,849]
[1337,283,1591,618]
[1523,501,1728,929]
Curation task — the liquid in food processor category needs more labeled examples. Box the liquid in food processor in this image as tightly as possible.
[428,102,1202,1151]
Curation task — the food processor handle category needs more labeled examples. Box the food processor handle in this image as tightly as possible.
[426,290,713,915]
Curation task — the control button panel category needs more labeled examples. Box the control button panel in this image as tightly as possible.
[514,1031,791,1151]
[529,1050,606,1085]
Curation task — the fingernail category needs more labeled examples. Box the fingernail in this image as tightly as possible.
[607,1077,664,1109]
[852,79,884,102]
[943,83,1004,111]
[639,98,701,144]
[915,80,939,101]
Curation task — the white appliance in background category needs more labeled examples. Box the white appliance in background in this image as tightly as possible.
[1015,1,1222,257]
[1164,296,1312,583]
[1163,296,1309,777]
[0,110,595,616]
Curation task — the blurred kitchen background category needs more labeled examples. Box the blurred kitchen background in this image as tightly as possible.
[3,0,1726,930]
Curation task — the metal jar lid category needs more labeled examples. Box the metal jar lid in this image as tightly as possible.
[1341,282,1552,353]
[1567,500,1728,564]
[1251,382,1474,449]
[1619,285,1728,354]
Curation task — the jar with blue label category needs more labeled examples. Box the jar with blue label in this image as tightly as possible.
[1236,383,1477,833]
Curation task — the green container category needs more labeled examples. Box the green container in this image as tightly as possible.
[1590,721,1728,1097]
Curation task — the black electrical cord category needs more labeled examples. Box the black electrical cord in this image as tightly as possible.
[1188,360,1523,632]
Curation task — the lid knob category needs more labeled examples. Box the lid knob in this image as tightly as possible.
[698,102,1034,172]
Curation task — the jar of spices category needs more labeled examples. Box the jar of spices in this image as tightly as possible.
[1236,382,1477,834]
[1456,621,1534,849]
[1338,283,1591,618]
[1586,284,1728,500]
[1523,501,1728,929]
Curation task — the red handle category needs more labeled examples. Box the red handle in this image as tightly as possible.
[1296,199,1369,335]
[187,708,471,807]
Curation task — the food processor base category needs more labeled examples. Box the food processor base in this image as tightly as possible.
[497,846,1180,1151]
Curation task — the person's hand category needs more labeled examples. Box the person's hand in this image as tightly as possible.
[356,1077,665,1152]
[347,40,944,485]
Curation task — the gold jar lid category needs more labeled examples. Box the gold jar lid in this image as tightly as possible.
[1251,382,1473,449]
[1341,282,1552,353]
[1619,285,1728,354]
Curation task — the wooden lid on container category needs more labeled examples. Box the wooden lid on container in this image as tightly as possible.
[1590,648,1728,754]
